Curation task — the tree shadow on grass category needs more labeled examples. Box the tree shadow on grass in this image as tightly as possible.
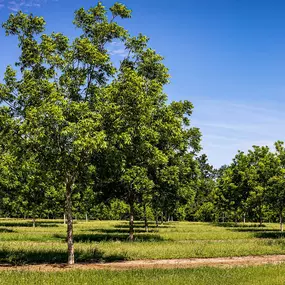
[54,232,164,242]
[212,222,266,228]
[114,223,173,230]
[0,228,14,233]
[212,222,283,234]
[89,228,156,234]
[0,247,127,266]
[230,228,280,232]
[0,222,59,228]
[254,231,285,239]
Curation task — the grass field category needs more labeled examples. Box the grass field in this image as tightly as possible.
[1,265,285,285]
[2,219,285,284]
[1,219,285,264]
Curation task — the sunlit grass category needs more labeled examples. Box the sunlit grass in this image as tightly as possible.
[1,265,285,285]
[1,219,285,264]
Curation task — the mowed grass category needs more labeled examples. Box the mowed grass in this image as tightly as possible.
[1,265,285,285]
[1,219,285,264]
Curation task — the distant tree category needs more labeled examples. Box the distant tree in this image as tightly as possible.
[193,154,216,221]
[265,141,285,231]
[246,146,277,226]
[214,151,252,223]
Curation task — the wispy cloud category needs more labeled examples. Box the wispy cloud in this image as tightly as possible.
[191,97,285,167]
[108,41,128,58]
[110,48,128,57]
[0,0,52,11]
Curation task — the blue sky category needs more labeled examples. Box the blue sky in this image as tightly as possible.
[1,0,285,167]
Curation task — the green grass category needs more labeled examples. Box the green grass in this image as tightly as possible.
[1,219,285,264]
[1,265,285,285]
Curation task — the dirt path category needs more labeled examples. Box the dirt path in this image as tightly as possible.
[2,255,285,271]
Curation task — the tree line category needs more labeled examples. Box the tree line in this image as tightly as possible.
[212,143,285,230]
[1,2,284,265]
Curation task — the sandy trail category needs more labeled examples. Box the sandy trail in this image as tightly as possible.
[2,255,285,271]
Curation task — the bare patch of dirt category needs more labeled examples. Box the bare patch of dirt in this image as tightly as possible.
[2,255,285,272]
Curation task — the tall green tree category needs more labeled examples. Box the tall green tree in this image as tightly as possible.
[104,65,169,240]
[149,100,201,224]
[1,2,131,264]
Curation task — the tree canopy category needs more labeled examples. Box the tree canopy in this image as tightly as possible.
[0,2,202,264]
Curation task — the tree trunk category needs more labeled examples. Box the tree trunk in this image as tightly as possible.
[129,200,134,241]
[144,203,148,232]
[66,176,74,265]
[161,211,164,224]
[234,211,238,225]
[64,213,66,225]
[32,216,36,228]
[86,213,88,222]
[259,216,263,227]
[155,214,159,227]
[280,213,283,232]
[243,213,246,224]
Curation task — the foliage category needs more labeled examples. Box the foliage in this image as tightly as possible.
[0,1,201,262]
